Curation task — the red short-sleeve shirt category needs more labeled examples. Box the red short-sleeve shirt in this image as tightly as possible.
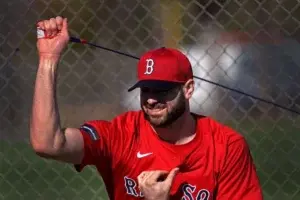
[75,111,263,200]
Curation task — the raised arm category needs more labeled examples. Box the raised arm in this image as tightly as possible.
[30,16,84,164]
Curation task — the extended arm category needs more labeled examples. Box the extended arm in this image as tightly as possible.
[30,16,83,164]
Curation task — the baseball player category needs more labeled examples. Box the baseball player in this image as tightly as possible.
[30,16,263,200]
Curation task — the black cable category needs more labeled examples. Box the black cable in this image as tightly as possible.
[18,36,300,115]
[69,37,300,115]
[70,37,140,60]
[194,76,300,115]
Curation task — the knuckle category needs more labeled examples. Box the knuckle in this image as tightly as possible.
[139,181,145,186]
[138,183,145,190]
[139,171,145,176]
[138,172,144,178]
[137,178,142,184]
[56,16,63,20]
[37,21,44,28]
[44,20,49,27]
[50,20,56,27]
[145,180,153,186]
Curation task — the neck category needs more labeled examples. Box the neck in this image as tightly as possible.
[152,111,197,145]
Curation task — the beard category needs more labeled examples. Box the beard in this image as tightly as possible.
[142,90,186,128]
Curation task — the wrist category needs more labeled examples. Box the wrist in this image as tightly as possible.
[39,53,61,61]
[38,56,60,72]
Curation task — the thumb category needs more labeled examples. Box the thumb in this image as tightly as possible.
[164,168,179,185]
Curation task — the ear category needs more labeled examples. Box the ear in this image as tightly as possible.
[183,79,194,99]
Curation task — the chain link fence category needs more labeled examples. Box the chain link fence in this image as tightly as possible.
[1,0,300,199]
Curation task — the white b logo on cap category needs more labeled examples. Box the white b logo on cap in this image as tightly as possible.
[144,59,154,75]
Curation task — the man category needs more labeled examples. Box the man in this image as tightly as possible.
[30,16,263,200]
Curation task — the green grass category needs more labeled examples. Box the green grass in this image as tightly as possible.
[225,118,300,200]
[0,141,109,200]
[1,119,300,200]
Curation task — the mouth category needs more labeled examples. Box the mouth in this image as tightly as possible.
[144,107,166,117]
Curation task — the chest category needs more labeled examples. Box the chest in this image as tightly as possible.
[114,140,216,200]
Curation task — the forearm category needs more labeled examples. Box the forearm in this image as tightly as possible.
[30,56,65,153]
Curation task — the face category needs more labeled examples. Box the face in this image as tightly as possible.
[140,80,194,128]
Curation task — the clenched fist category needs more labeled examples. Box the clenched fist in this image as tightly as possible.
[36,16,69,58]
[137,168,179,200]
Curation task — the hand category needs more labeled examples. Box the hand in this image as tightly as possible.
[137,168,179,200]
[36,16,70,59]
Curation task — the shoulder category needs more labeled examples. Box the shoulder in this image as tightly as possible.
[111,110,143,123]
[81,110,144,135]
[110,110,144,130]
[82,110,142,125]
[195,114,245,145]
[195,114,251,172]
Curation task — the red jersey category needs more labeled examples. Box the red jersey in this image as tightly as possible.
[75,111,263,200]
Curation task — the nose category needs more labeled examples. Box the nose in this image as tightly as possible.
[147,98,158,105]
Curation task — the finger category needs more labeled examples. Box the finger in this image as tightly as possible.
[146,170,169,185]
[143,171,156,186]
[138,171,153,193]
[138,171,151,183]
[49,18,57,37]
[44,20,52,38]
[37,21,45,30]
[164,168,179,185]
[61,18,69,36]
[152,170,169,180]
[56,16,63,30]
[137,171,147,186]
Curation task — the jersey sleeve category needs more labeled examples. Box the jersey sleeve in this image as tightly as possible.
[74,120,113,174]
[216,137,263,200]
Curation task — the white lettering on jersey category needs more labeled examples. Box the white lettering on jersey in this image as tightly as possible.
[182,184,210,200]
[124,176,143,197]
[124,177,210,199]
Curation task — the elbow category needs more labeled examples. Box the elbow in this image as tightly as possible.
[30,139,53,158]
[30,130,64,159]
[29,124,50,156]
[31,143,62,159]
[29,120,63,157]
[30,132,57,159]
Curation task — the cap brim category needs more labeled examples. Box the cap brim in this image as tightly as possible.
[128,80,182,92]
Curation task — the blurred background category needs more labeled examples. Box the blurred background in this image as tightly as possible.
[1,0,300,199]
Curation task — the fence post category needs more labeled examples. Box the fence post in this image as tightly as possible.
[159,0,182,48]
